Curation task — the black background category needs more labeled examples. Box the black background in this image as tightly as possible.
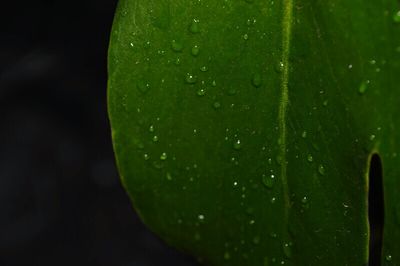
[0,1,197,265]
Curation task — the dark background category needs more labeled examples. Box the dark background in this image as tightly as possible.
[0,1,197,265]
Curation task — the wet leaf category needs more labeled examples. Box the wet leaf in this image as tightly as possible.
[108,0,400,265]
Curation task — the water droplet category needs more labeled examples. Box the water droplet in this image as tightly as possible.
[171,39,183,52]
[211,80,217,87]
[262,174,275,189]
[149,125,155,132]
[301,196,308,204]
[189,19,200,33]
[166,172,172,180]
[152,160,164,169]
[185,73,198,84]
[283,242,292,258]
[386,254,393,261]
[270,197,276,204]
[275,61,284,73]
[152,135,159,142]
[253,236,261,245]
[160,152,168,160]
[197,88,206,96]
[136,141,144,149]
[393,10,400,23]
[307,154,313,163]
[213,102,221,109]
[143,154,150,160]
[252,73,262,88]
[243,33,249,40]
[174,57,181,65]
[323,100,329,107]
[191,45,200,56]
[301,131,307,138]
[200,66,208,72]
[246,18,256,26]
[233,139,242,150]
[358,80,369,95]
[198,214,205,220]
[318,164,326,175]
[137,80,150,93]
[224,251,231,260]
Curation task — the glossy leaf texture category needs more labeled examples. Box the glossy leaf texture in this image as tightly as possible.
[108,0,400,265]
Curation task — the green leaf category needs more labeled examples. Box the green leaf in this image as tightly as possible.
[108,0,400,265]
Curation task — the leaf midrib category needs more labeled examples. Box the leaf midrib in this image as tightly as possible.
[279,0,294,235]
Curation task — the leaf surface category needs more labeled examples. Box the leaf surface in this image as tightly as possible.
[108,0,400,264]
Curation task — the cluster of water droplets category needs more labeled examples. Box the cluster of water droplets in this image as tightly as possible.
[118,4,400,264]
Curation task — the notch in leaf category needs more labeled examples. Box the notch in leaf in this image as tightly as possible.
[368,154,384,266]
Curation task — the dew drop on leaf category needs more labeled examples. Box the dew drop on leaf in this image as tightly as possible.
[174,57,181,65]
[160,152,168,160]
[200,66,208,72]
[318,164,326,175]
[166,172,172,180]
[171,40,183,52]
[191,45,200,56]
[137,80,150,93]
[152,160,164,169]
[224,251,231,260]
[358,80,369,95]
[301,196,308,204]
[283,242,292,258]
[185,73,198,84]
[197,88,206,97]
[393,11,400,23]
[213,101,221,109]
[262,174,275,189]
[253,236,261,245]
[275,61,284,73]
[189,19,200,33]
[252,73,262,88]
[233,139,242,150]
